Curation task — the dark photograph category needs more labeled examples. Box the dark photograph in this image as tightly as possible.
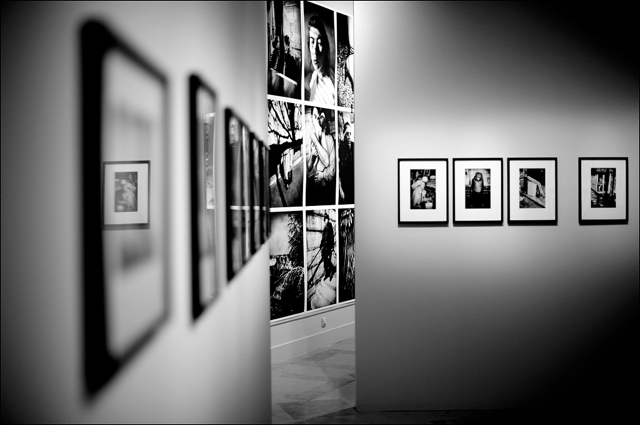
[591,168,616,208]
[267,100,303,208]
[336,12,354,109]
[306,106,336,207]
[519,168,545,208]
[465,168,491,209]
[304,2,336,105]
[270,212,304,320]
[267,0,302,99]
[338,110,354,205]
[241,126,252,263]
[338,208,355,303]
[115,172,138,212]
[225,111,243,280]
[251,135,262,253]
[410,169,436,210]
[306,209,337,310]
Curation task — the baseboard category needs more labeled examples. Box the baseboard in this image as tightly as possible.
[271,321,355,364]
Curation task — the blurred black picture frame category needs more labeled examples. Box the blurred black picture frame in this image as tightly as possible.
[189,74,218,320]
[250,133,262,254]
[578,157,628,225]
[397,158,449,224]
[507,158,558,225]
[225,109,245,281]
[81,20,169,396]
[453,158,503,224]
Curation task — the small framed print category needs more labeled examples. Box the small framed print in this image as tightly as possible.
[81,20,168,395]
[398,158,448,224]
[507,158,557,224]
[579,157,628,224]
[189,74,218,320]
[103,161,150,228]
[453,158,503,223]
[225,109,244,281]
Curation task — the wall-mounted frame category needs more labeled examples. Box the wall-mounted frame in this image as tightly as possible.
[579,157,628,224]
[189,75,218,320]
[453,158,503,224]
[507,158,557,224]
[81,20,168,395]
[398,158,448,224]
[241,125,252,263]
[225,109,245,281]
[250,134,262,253]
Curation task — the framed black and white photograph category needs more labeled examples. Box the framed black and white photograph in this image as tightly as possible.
[267,0,302,99]
[338,109,354,205]
[304,1,336,105]
[241,125,252,263]
[579,157,628,224]
[103,161,150,228]
[507,158,557,224]
[338,208,355,303]
[264,145,272,239]
[81,20,168,394]
[306,209,337,311]
[398,158,448,224]
[270,211,305,320]
[305,106,336,207]
[189,75,218,320]
[268,100,303,208]
[453,158,503,223]
[225,109,244,281]
[336,12,354,109]
[251,133,262,254]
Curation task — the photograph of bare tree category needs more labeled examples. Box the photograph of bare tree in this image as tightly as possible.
[268,99,303,208]
[270,212,304,320]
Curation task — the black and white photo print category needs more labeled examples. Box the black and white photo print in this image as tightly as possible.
[270,212,304,320]
[305,106,336,207]
[306,209,337,310]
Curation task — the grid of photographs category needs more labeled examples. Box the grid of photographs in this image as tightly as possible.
[267,1,355,322]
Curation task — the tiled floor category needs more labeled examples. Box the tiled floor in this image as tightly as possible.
[271,338,562,424]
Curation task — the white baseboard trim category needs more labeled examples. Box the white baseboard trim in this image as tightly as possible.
[271,321,355,364]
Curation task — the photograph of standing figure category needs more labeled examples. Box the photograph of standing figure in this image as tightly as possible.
[304,2,336,105]
[305,106,336,207]
[338,110,354,205]
[465,168,491,209]
[306,209,337,310]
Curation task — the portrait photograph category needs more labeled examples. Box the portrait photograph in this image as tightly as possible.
[453,158,503,223]
[398,158,448,224]
[305,106,336,207]
[338,208,355,303]
[508,158,557,224]
[270,212,305,321]
[338,109,354,205]
[304,1,336,106]
[267,0,302,99]
[306,209,337,311]
[579,157,628,224]
[336,12,354,109]
[267,99,303,208]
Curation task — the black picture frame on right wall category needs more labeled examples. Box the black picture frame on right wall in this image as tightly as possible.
[507,158,558,225]
[578,157,628,225]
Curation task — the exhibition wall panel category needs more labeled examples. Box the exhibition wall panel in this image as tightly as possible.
[354,1,638,415]
[1,2,270,422]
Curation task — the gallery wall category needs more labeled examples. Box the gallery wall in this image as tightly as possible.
[354,1,638,416]
[1,2,271,422]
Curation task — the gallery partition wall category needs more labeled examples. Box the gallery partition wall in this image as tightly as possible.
[354,1,638,418]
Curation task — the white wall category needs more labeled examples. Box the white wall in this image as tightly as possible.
[270,1,356,363]
[1,2,270,422]
[354,1,638,415]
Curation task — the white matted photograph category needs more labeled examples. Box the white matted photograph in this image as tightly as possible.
[579,157,628,224]
[103,161,150,228]
[508,158,557,224]
[453,158,503,223]
[398,158,448,224]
